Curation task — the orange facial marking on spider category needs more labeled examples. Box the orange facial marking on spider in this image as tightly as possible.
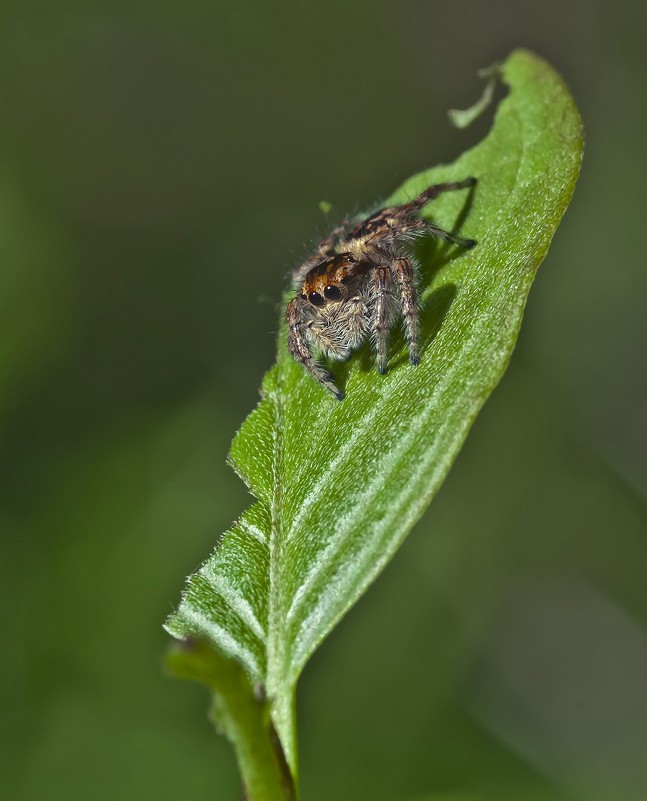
[300,253,362,304]
[287,178,477,399]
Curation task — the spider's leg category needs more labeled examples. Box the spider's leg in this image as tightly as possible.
[426,222,476,249]
[393,257,420,366]
[408,177,477,211]
[378,179,477,248]
[373,266,393,375]
[400,178,478,248]
[324,219,353,248]
[291,219,353,285]
[286,298,344,400]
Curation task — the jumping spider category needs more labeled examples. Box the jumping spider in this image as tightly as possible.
[287,178,477,399]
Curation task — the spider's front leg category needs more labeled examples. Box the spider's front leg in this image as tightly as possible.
[286,298,344,400]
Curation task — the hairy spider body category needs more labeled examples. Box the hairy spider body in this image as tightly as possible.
[287,178,477,399]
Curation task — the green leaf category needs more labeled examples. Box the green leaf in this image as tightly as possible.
[165,49,583,795]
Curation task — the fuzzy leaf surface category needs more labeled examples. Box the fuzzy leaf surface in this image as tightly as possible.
[165,49,583,771]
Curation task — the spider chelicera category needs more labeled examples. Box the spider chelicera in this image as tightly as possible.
[286,178,477,399]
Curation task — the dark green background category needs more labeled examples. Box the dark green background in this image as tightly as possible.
[2,2,646,800]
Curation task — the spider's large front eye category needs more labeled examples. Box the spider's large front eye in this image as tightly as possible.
[324,285,341,300]
[308,291,324,307]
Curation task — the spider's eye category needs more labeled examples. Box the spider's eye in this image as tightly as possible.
[324,285,341,300]
[340,276,351,285]
[308,291,325,307]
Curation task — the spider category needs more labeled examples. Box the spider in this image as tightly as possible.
[286,178,477,399]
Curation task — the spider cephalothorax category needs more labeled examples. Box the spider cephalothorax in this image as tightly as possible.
[286,178,477,399]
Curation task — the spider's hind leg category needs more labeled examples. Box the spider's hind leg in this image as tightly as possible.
[427,223,476,250]
[405,177,478,249]
[409,177,477,211]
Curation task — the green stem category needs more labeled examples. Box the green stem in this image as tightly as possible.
[166,641,295,801]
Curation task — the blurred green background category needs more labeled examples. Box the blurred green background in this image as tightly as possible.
[1,1,646,800]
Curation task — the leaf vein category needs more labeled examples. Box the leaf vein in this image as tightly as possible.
[179,606,263,679]
[200,566,267,642]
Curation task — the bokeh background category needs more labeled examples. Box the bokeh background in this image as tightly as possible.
[2,1,646,800]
